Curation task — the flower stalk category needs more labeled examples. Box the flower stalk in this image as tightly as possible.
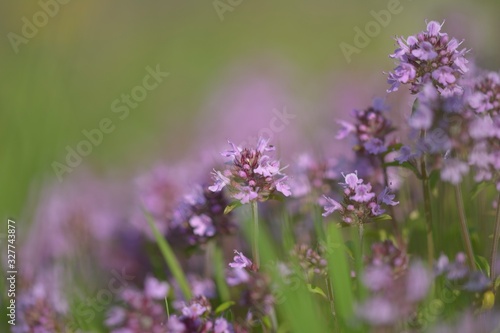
[454,184,476,269]
[490,193,500,280]
[420,148,435,266]
[251,201,260,268]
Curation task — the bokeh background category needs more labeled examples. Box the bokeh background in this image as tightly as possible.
[2,0,500,221]
[1,1,500,332]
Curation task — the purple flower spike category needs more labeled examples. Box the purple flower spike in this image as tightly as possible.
[210,137,290,204]
[387,20,468,95]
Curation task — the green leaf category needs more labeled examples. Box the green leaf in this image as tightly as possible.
[371,214,393,222]
[428,169,441,190]
[474,255,491,276]
[383,161,421,179]
[306,284,327,298]
[471,182,493,200]
[165,297,170,318]
[224,201,242,214]
[494,277,500,291]
[144,211,192,300]
[215,301,236,314]
[326,224,354,329]
[213,244,231,302]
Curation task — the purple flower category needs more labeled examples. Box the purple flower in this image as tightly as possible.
[181,303,207,318]
[226,268,250,286]
[229,250,253,269]
[144,276,170,300]
[322,196,343,217]
[233,186,259,204]
[210,137,290,204]
[432,66,456,86]
[214,318,232,333]
[357,297,398,326]
[395,145,413,164]
[412,41,438,60]
[340,172,363,189]
[364,138,387,155]
[335,120,356,139]
[188,214,215,237]
[387,20,468,95]
[406,262,431,301]
[378,187,399,206]
[441,158,469,184]
[351,184,375,203]
[166,315,186,333]
[208,170,230,192]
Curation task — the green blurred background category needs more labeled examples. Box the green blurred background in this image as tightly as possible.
[1,0,500,222]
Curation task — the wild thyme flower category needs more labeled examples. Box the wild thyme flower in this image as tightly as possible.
[288,153,341,198]
[104,277,169,333]
[434,253,490,292]
[465,70,500,189]
[322,172,399,225]
[336,98,395,156]
[387,20,469,96]
[358,258,431,327]
[14,280,70,333]
[166,296,235,333]
[132,165,181,237]
[209,137,291,204]
[291,244,328,276]
[172,185,236,247]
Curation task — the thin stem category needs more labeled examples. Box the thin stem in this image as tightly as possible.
[420,145,435,266]
[454,184,476,269]
[204,241,214,278]
[251,201,260,268]
[490,193,500,280]
[358,223,364,258]
[325,276,336,317]
[382,163,403,248]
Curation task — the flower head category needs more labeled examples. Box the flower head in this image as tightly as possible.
[210,137,290,204]
[323,171,399,225]
[387,20,469,95]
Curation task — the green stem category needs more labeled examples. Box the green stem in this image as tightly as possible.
[454,184,476,269]
[420,147,435,266]
[325,276,336,317]
[251,201,260,268]
[358,223,364,259]
[490,193,500,279]
[382,161,402,247]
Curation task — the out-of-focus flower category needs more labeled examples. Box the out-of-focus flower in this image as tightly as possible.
[441,158,470,185]
[132,165,182,238]
[14,273,70,333]
[387,20,469,96]
[210,137,290,204]
[172,185,236,247]
[104,277,169,333]
[166,296,235,333]
[434,253,490,292]
[291,244,328,276]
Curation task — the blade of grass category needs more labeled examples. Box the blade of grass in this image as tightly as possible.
[213,243,231,302]
[242,212,331,332]
[144,211,192,300]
